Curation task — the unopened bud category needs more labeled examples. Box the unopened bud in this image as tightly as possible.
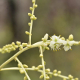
[45,68,50,72]
[39,54,43,57]
[43,33,48,42]
[16,41,21,45]
[34,4,38,8]
[39,75,44,79]
[57,71,61,75]
[32,0,35,3]
[68,75,73,79]
[30,7,33,10]
[28,23,31,26]
[69,34,73,41]
[28,13,32,16]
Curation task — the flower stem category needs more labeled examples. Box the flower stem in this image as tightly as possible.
[0,67,73,80]
[0,41,45,69]
[29,0,36,45]
[40,46,46,80]
[15,57,31,80]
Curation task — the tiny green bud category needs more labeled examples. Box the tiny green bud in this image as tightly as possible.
[19,45,23,50]
[32,66,35,69]
[22,43,27,47]
[32,0,35,3]
[15,45,18,48]
[39,75,44,79]
[24,76,27,80]
[5,49,9,53]
[38,65,43,69]
[68,75,73,79]
[25,31,30,35]
[30,7,33,10]
[30,16,34,20]
[18,63,21,67]
[75,78,79,80]
[23,64,28,68]
[45,47,49,50]
[39,54,43,57]
[69,34,73,41]
[16,41,21,45]
[28,23,31,26]
[12,47,16,51]
[57,71,61,75]
[34,4,38,8]
[53,69,57,73]
[45,68,50,72]
[53,69,58,76]
[12,42,15,46]
[46,76,50,79]
[33,16,37,20]
[28,13,32,16]
[19,69,24,74]
[60,37,65,40]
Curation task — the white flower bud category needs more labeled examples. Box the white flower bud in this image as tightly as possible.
[43,33,48,42]
[69,34,73,41]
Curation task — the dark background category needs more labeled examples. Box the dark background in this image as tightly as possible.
[0,0,80,80]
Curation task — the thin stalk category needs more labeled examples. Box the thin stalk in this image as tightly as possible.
[15,57,31,80]
[40,46,46,80]
[0,67,74,80]
[0,41,45,69]
[29,0,36,45]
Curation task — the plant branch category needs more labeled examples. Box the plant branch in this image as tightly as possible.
[0,67,76,80]
[40,46,46,80]
[15,57,31,80]
[0,41,44,69]
[29,0,36,45]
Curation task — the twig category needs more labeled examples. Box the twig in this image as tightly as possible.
[40,46,46,80]
[15,57,31,80]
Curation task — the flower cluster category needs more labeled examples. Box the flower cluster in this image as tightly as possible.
[49,34,79,51]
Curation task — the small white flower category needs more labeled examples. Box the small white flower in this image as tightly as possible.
[63,41,75,51]
[51,35,65,44]
[63,46,71,51]
[51,35,60,42]
[49,41,61,51]
[49,35,64,50]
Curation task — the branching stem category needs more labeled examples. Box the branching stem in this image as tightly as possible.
[0,67,74,80]
[29,0,36,45]
[15,57,31,80]
[40,46,46,80]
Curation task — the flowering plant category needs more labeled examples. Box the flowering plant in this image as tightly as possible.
[0,0,79,80]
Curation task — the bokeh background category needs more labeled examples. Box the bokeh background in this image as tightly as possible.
[0,0,80,80]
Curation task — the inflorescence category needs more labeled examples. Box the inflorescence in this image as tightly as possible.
[0,0,80,80]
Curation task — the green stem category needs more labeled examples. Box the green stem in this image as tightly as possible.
[29,0,36,45]
[15,57,31,80]
[0,41,45,69]
[40,46,46,80]
[0,67,74,80]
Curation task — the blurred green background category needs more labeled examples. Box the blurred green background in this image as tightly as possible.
[0,0,80,80]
